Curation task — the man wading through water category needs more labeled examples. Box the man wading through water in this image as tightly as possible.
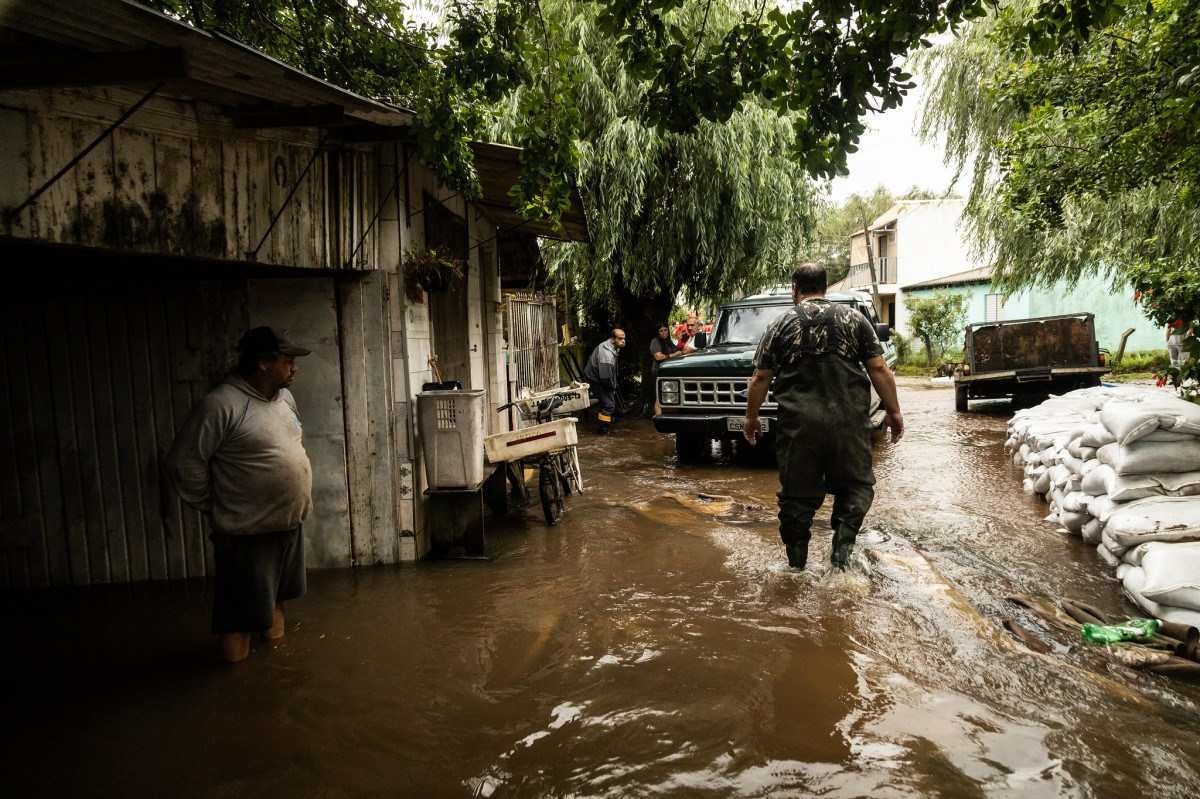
[167,327,313,662]
[743,263,904,570]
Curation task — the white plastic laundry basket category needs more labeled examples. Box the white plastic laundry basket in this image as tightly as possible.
[417,389,486,489]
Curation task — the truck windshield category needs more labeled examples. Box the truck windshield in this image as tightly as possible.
[712,304,792,346]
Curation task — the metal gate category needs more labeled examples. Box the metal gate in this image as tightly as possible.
[506,294,559,394]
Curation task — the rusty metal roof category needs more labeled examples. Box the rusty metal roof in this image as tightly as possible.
[0,0,413,128]
[470,141,589,242]
[0,0,589,241]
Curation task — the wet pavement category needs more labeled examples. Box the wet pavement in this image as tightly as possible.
[5,381,1200,797]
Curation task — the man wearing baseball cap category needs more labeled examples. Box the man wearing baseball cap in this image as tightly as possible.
[167,327,313,663]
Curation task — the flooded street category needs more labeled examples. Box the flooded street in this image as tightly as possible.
[6,381,1200,797]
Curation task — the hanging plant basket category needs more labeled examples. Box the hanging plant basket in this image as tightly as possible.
[402,247,464,304]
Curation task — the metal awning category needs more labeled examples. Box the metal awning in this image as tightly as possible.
[470,142,589,242]
[0,0,413,130]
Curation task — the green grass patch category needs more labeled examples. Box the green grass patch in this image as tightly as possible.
[894,364,938,377]
[1105,371,1157,383]
[1110,350,1169,374]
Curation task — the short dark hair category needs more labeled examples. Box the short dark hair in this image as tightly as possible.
[792,262,827,294]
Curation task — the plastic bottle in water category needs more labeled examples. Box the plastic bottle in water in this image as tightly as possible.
[1080,618,1162,644]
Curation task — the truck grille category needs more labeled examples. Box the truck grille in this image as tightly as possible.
[680,378,776,408]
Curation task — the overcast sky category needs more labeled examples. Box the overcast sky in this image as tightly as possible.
[827,77,960,204]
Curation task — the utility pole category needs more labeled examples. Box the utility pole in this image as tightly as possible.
[856,201,881,317]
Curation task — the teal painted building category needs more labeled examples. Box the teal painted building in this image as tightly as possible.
[902,268,1164,353]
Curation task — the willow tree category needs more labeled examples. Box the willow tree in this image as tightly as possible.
[495,0,816,393]
[917,0,1200,391]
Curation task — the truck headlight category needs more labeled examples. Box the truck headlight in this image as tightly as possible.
[659,379,680,405]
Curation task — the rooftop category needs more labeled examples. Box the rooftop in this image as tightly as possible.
[902,266,993,290]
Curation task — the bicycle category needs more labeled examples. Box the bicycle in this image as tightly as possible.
[496,392,584,525]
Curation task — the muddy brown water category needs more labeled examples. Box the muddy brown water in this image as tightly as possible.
[4,382,1200,797]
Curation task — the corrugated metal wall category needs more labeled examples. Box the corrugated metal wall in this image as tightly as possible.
[0,278,246,589]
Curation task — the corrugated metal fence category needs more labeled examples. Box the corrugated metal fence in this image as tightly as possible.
[0,279,247,590]
[506,294,559,394]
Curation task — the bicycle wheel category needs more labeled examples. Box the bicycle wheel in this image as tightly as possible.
[557,452,575,497]
[539,459,565,525]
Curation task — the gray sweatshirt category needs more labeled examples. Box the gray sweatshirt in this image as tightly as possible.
[167,376,313,535]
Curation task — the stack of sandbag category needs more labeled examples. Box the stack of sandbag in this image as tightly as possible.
[1006,386,1200,628]
[1079,394,1200,562]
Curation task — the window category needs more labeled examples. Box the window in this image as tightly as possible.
[985,293,1005,322]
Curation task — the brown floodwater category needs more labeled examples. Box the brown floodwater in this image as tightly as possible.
[4,382,1200,797]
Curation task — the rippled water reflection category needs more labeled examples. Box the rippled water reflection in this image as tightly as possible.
[5,382,1200,797]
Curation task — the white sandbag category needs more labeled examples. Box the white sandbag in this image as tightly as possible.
[1101,528,1128,557]
[1081,517,1104,544]
[1097,543,1121,568]
[1121,567,1200,627]
[1049,488,1064,509]
[1022,478,1035,494]
[1081,464,1115,496]
[1012,450,1025,467]
[1101,396,1200,445]
[1105,496,1200,547]
[1089,494,1117,522]
[1138,542,1200,611]
[1059,510,1088,534]
[1145,429,1200,442]
[1034,471,1052,494]
[1060,491,1090,513]
[1060,452,1084,475]
[1097,440,1200,476]
[1066,437,1087,459]
[1077,446,1097,461]
[1106,470,1200,503]
[1080,458,1101,476]
[1080,423,1117,448]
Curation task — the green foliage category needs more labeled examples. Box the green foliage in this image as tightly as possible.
[800,186,896,283]
[905,292,968,363]
[1109,349,1169,374]
[890,331,913,364]
[918,0,1200,398]
[593,0,1125,179]
[503,0,816,361]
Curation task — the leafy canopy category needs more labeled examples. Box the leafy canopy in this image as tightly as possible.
[504,0,816,331]
[917,0,1200,392]
[905,292,967,362]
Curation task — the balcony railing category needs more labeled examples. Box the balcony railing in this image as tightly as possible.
[845,257,896,289]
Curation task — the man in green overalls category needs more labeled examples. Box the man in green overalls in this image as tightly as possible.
[743,263,904,570]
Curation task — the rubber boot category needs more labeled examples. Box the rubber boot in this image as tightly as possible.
[830,524,857,570]
[597,412,612,435]
[785,540,808,570]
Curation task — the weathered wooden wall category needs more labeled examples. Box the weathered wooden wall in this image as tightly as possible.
[0,87,377,269]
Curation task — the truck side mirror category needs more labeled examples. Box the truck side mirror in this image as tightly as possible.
[875,323,892,342]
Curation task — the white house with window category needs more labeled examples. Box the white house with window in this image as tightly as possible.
[829,198,986,337]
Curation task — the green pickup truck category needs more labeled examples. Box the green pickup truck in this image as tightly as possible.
[652,287,896,459]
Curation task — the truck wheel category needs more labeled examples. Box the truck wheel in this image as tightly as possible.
[676,433,710,461]
[955,384,969,412]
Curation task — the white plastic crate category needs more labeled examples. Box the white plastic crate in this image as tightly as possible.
[484,418,578,463]
[417,389,486,489]
[514,382,591,419]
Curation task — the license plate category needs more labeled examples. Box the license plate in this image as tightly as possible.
[727,417,768,432]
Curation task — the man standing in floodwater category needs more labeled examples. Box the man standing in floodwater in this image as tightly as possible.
[167,327,313,662]
[584,327,626,433]
[743,263,904,570]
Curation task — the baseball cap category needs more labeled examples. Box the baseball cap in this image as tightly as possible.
[237,326,312,358]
